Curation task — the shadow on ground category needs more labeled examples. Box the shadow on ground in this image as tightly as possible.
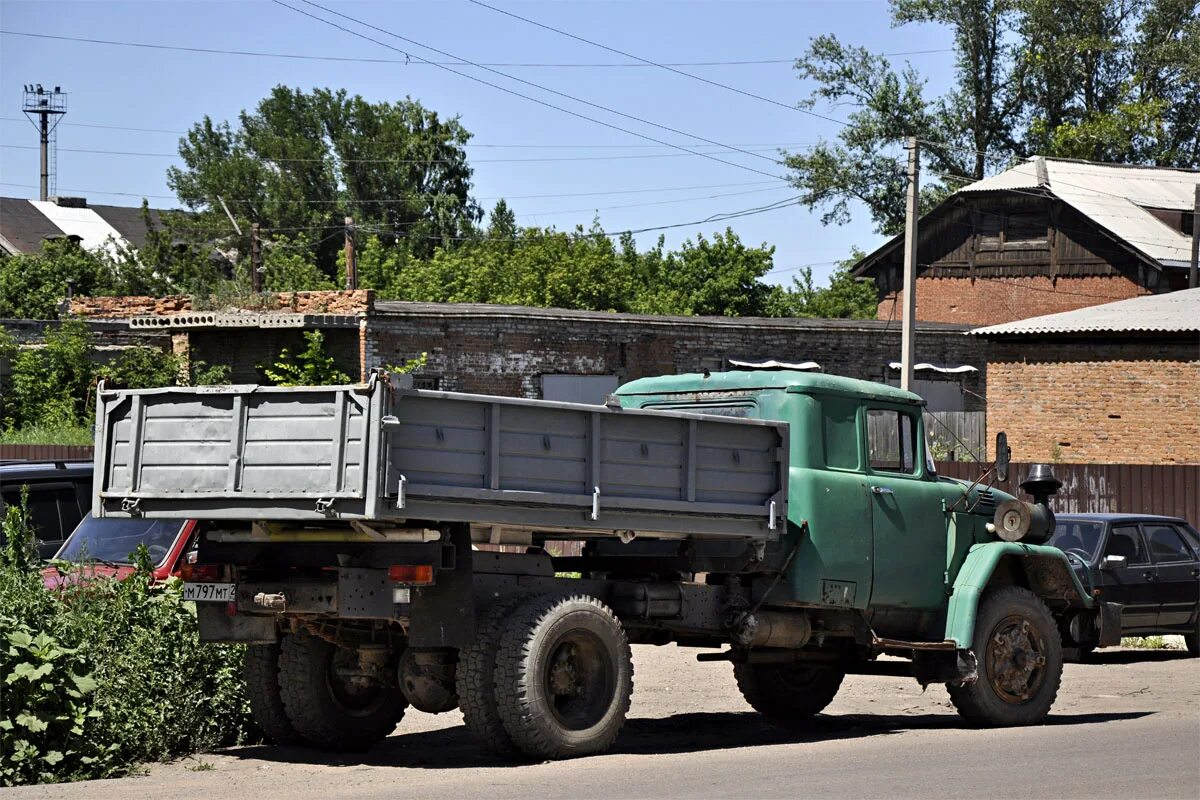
[1083,649,1196,665]
[220,709,1153,771]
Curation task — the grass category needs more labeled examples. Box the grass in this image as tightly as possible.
[1120,636,1186,650]
[0,424,94,446]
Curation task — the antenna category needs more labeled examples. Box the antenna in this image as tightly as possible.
[21,84,68,201]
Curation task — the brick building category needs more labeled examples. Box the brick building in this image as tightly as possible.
[57,292,989,413]
[852,158,1198,327]
[971,288,1200,465]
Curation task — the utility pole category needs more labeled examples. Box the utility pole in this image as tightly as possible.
[344,216,358,290]
[250,223,263,293]
[21,85,67,201]
[900,136,920,392]
[1190,184,1199,290]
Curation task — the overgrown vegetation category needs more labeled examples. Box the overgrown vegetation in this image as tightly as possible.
[260,330,351,386]
[0,322,231,441]
[0,495,255,785]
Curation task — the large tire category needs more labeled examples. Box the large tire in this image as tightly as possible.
[949,586,1063,727]
[243,642,302,745]
[733,662,844,724]
[457,597,527,756]
[278,630,407,751]
[494,594,633,760]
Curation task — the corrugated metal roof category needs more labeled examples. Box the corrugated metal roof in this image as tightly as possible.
[0,196,168,256]
[969,287,1200,336]
[959,158,1199,267]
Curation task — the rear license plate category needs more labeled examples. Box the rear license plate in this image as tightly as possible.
[183,582,236,603]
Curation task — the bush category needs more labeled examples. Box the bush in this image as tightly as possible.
[0,499,256,785]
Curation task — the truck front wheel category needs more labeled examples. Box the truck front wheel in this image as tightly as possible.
[243,642,301,745]
[493,594,633,760]
[733,662,844,724]
[948,586,1063,727]
[278,630,407,751]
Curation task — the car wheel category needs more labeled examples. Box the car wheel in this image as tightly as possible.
[948,586,1063,727]
[493,593,633,760]
[278,630,407,751]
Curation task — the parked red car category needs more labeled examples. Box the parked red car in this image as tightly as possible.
[42,514,198,588]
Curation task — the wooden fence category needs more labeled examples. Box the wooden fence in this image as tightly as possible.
[0,444,95,463]
[935,461,1200,524]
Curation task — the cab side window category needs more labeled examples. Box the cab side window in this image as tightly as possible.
[1144,524,1195,563]
[1105,524,1149,565]
[867,409,917,474]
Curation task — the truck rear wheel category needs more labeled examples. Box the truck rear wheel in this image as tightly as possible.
[457,598,526,757]
[948,586,1063,727]
[733,662,844,724]
[494,594,633,760]
[278,630,407,751]
[243,642,301,745]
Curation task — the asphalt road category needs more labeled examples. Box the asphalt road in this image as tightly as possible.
[11,645,1200,800]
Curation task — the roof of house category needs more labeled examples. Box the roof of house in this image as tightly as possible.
[0,196,167,257]
[969,286,1200,336]
[957,158,1198,268]
[851,157,1199,277]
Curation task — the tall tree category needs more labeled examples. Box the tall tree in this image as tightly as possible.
[787,0,1198,234]
[168,86,481,282]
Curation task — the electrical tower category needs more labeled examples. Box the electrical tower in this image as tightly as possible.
[22,84,67,201]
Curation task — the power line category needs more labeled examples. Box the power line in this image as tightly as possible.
[517,184,794,218]
[0,178,789,204]
[274,0,787,180]
[467,0,848,127]
[0,142,806,164]
[0,29,953,67]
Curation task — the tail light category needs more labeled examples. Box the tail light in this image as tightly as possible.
[388,564,434,585]
[179,563,221,582]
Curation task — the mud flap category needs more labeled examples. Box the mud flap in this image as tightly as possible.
[1098,602,1124,647]
[408,524,476,649]
[197,604,277,643]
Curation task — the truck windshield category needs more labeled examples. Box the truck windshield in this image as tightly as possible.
[1049,520,1104,561]
[56,514,185,568]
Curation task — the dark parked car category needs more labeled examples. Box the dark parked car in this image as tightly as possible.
[0,461,93,559]
[1050,513,1200,656]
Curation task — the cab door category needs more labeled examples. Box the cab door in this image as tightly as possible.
[864,406,948,610]
[1141,522,1200,631]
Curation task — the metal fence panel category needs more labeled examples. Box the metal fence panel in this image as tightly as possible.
[934,461,1200,524]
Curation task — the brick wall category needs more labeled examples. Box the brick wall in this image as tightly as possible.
[367,304,988,409]
[69,290,373,319]
[188,328,361,383]
[876,275,1149,326]
[986,338,1200,464]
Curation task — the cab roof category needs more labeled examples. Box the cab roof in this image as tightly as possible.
[615,370,924,405]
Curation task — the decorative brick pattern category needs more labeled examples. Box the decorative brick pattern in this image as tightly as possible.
[876,275,1149,326]
[986,339,1200,464]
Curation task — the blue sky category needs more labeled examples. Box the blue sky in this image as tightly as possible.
[0,0,957,285]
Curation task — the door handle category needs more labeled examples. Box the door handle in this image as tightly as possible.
[1142,571,1156,582]
[870,485,894,495]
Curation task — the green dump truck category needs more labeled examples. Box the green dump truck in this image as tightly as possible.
[92,370,1097,759]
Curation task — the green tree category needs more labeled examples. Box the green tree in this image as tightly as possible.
[787,0,1198,234]
[765,250,879,319]
[168,86,481,283]
[1,320,96,431]
[0,241,114,319]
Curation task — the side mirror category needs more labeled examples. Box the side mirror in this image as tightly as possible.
[995,432,1010,483]
[1102,554,1127,570]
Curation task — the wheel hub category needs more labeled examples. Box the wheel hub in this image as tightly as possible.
[987,616,1047,703]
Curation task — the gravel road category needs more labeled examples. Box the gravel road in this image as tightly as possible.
[10,645,1199,800]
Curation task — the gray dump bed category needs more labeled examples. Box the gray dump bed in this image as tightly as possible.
[93,374,788,541]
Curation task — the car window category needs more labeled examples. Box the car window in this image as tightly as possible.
[867,409,917,474]
[1105,524,1149,565]
[1143,524,1195,563]
[1050,521,1104,561]
[57,514,186,567]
